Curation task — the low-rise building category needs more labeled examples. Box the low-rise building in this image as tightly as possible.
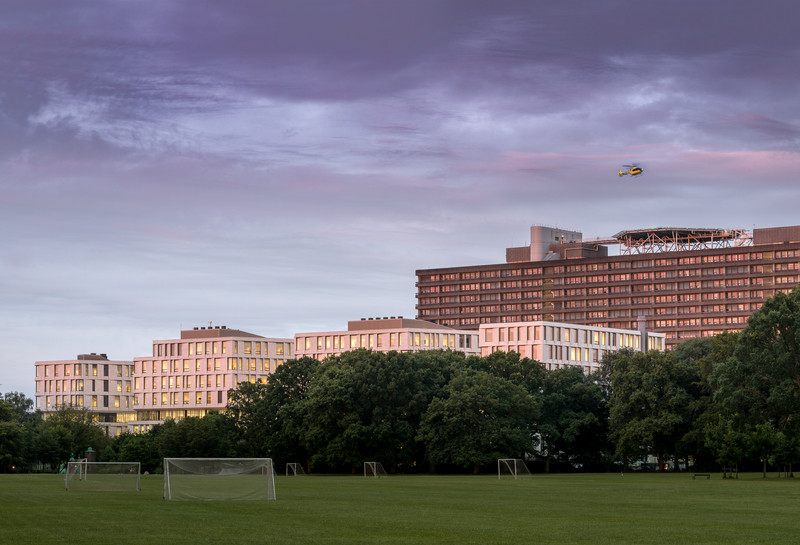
[294,317,481,360]
[34,353,136,436]
[131,325,293,433]
[479,319,665,374]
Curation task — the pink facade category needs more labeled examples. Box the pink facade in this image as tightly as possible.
[131,326,293,432]
[294,317,480,360]
[34,353,136,436]
[479,320,665,374]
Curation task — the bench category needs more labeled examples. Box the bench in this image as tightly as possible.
[692,473,710,479]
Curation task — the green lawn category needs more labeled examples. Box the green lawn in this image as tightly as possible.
[2,472,799,545]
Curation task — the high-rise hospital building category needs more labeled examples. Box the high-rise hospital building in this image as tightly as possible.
[416,225,800,347]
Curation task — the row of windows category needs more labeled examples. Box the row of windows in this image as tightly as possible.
[296,332,476,352]
[40,395,126,409]
[135,357,283,375]
[135,374,234,391]
[137,373,269,408]
[419,280,775,300]
[481,324,662,350]
[654,316,750,327]
[418,251,800,283]
[138,390,226,407]
[423,286,767,307]
[38,379,131,394]
[153,340,290,358]
[423,268,545,282]
[38,363,131,378]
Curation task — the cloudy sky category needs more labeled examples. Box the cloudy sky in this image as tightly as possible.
[3,0,800,399]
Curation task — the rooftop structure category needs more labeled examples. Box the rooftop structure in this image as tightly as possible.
[611,227,752,255]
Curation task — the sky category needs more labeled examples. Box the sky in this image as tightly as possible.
[3,0,800,400]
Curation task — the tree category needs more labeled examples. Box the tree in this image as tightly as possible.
[154,412,240,461]
[770,431,800,477]
[470,350,547,395]
[303,350,460,472]
[417,368,540,473]
[105,432,161,473]
[0,421,26,472]
[609,350,699,470]
[671,333,738,470]
[227,357,320,468]
[712,287,800,474]
[39,407,110,469]
[538,366,608,472]
[704,415,747,478]
[2,392,36,425]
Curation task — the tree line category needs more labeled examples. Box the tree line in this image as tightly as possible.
[3,287,800,475]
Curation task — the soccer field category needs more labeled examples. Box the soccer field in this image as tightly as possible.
[2,472,799,545]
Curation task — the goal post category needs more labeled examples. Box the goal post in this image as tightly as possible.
[498,458,532,480]
[65,461,141,491]
[286,463,306,476]
[363,461,388,478]
[163,458,276,501]
[64,458,88,479]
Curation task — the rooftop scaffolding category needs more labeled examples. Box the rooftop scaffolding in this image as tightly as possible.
[609,227,752,255]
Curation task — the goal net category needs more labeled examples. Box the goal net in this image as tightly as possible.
[163,458,276,501]
[65,461,141,491]
[498,458,532,480]
[363,461,388,478]
[286,463,306,476]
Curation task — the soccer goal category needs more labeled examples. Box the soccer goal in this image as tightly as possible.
[498,458,532,480]
[65,461,141,491]
[286,463,306,476]
[163,458,276,501]
[364,461,388,478]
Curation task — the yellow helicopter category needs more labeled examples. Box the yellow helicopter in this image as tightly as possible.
[618,164,644,177]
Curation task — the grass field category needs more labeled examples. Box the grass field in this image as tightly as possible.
[2,472,800,544]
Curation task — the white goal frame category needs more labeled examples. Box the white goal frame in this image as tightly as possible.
[65,460,141,491]
[286,462,306,476]
[498,458,532,480]
[363,461,388,478]
[163,458,276,501]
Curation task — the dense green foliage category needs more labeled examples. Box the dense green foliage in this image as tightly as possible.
[3,473,800,545]
[6,287,800,474]
[0,395,112,473]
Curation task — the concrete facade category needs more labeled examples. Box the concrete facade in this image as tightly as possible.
[34,353,136,437]
[131,326,293,433]
[479,320,665,374]
[417,225,800,347]
[294,317,480,360]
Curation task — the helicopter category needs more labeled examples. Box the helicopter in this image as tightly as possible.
[618,163,644,177]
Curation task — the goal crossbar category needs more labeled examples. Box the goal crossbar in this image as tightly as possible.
[498,458,532,480]
[163,458,276,501]
[286,463,306,476]
[65,461,141,491]
[364,461,388,478]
